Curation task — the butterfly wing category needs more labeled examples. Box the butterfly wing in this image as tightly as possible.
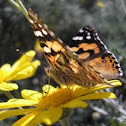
[70,25,123,79]
[28,9,68,67]
[28,9,111,87]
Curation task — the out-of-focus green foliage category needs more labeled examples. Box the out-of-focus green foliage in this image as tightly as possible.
[0,0,126,125]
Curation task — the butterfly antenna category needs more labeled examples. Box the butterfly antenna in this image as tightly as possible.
[16,49,48,67]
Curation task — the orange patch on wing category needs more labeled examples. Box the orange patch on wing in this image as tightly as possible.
[79,43,98,51]
[61,48,66,52]
[48,53,60,66]
[69,59,79,73]
[94,47,100,54]
[78,52,90,59]
[84,43,98,51]
[79,43,88,49]
[55,54,60,61]
[71,47,79,52]
[48,55,55,66]
[71,43,99,55]
[46,41,53,49]
[52,41,63,52]
[87,56,119,79]
[45,41,66,53]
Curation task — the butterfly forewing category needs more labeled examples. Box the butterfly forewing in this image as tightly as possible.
[28,9,68,66]
[70,25,123,79]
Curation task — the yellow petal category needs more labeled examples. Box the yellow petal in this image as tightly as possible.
[11,50,36,71]
[0,82,18,91]
[109,80,122,86]
[0,99,38,109]
[8,60,40,81]
[1,64,11,75]
[42,85,56,93]
[0,108,36,121]
[74,80,122,97]
[62,99,88,108]
[21,89,42,101]
[0,64,11,82]
[26,107,62,126]
[13,111,39,126]
[72,86,89,98]
[77,92,116,101]
[13,107,62,126]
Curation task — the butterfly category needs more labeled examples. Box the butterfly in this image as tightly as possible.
[28,9,123,88]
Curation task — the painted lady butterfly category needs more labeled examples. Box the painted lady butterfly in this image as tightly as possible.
[28,9,123,88]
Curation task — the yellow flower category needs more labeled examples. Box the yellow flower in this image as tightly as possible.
[0,50,40,91]
[0,80,121,126]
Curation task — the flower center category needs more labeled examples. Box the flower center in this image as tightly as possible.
[37,88,73,109]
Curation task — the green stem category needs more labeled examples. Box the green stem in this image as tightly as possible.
[60,117,70,126]
[4,91,14,99]
[8,0,29,20]
[16,0,29,20]
[8,0,20,10]
[4,91,24,109]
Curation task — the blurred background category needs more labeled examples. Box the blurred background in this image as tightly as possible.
[0,0,126,125]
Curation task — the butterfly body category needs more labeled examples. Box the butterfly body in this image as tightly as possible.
[28,9,123,88]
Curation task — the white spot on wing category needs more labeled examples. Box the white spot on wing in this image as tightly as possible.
[42,29,48,35]
[49,31,55,37]
[72,36,83,41]
[58,38,63,43]
[95,33,98,36]
[44,24,48,29]
[86,36,91,40]
[29,19,34,24]
[38,24,42,28]
[87,32,90,35]
[97,36,100,40]
[79,29,84,33]
[34,31,43,37]
[44,47,51,53]
[119,72,123,76]
[103,44,107,50]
